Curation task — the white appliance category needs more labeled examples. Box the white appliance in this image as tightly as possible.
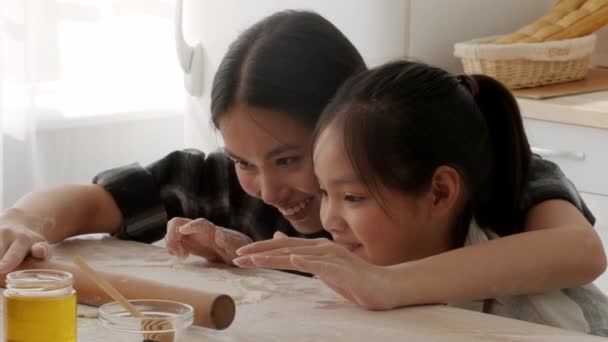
[175,0,205,97]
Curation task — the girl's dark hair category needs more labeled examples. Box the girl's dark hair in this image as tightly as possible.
[315,61,532,246]
[211,10,366,129]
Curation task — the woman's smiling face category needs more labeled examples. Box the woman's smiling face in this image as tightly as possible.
[219,105,323,234]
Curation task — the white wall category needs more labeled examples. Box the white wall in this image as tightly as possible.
[592,26,608,67]
[2,113,184,207]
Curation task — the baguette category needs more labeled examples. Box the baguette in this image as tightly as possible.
[494,0,586,43]
[544,4,608,40]
[521,0,608,42]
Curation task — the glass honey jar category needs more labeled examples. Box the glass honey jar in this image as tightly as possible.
[4,269,77,342]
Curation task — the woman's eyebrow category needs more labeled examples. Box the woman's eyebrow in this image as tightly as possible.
[223,144,302,162]
[223,148,244,161]
[264,144,301,160]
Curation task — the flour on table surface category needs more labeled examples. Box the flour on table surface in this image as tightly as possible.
[52,237,329,304]
[77,305,99,318]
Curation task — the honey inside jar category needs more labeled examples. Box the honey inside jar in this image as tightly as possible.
[4,269,77,342]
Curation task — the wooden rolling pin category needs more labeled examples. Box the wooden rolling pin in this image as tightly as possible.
[0,258,235,330]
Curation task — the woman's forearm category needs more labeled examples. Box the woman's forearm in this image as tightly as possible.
[11,184,122,242]
[391,226,606,306]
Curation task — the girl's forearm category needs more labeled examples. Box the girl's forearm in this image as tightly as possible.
[389,226,605,306]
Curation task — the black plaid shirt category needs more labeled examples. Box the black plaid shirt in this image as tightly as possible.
[93,149,330,243]
[93,149,593,243]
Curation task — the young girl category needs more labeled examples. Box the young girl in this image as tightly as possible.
[234,61,608,336]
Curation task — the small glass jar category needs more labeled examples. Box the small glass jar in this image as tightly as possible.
[99,299,194,342]
[4,269,77,342]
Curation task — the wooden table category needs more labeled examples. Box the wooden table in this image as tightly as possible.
[1,236,604,341]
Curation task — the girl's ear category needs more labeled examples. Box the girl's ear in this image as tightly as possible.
[428,165,463,217]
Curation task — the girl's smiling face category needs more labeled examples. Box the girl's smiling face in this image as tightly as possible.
[313,124,453,266]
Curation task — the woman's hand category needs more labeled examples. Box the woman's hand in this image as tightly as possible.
[0,208,52,273]
[165,217,253,265]
[234,233,402,310]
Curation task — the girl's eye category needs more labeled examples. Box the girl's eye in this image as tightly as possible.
[276,157,299,166]
[344,194,364,202]
[319,188,328,197]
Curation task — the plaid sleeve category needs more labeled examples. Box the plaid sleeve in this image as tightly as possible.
[93,161,167,243]
[520,155,595,226]
[93,149,235,243]
[93,148,330,244]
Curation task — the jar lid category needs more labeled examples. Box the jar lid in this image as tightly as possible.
[6,269,73,296]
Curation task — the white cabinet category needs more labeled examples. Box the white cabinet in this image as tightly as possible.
[521,94,608,294]
[524,119,608,196]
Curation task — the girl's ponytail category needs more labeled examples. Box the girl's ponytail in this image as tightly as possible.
[316,61,533,243]
[471,75,532,235]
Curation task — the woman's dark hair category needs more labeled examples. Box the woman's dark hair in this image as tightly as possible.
[211,10,366,129]
[314,61,532,246]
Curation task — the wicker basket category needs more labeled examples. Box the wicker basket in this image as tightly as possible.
[453,34,596,89]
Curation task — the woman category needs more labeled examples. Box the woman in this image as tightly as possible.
[0,10,364,267]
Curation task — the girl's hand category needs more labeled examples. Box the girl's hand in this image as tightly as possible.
[165,217,253,265]
[234,233,401,310]
[0,208,52,273]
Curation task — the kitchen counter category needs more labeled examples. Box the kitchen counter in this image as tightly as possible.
[0,236,603,342]
[517,90,608,129]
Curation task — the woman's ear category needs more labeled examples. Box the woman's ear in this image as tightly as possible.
[428,165,462,217]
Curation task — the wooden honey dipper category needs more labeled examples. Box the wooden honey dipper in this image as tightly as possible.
[73,256,174,342]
